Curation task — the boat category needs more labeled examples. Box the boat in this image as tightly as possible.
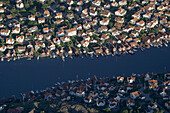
[61,55,65,62]
[129,50,134,55]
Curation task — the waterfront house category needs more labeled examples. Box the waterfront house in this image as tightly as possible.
[44,92,53,101]
[48,42,55,51]
[145,74,151,81]
[130,91,140,99]
[126,100,135,107]
[18,46,26,53]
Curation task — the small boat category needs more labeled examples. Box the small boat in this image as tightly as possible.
[164,42,168,47]
[129,50,134,55]
[1,57,4,61]
[61,55,65,62]
[37,56,39,60]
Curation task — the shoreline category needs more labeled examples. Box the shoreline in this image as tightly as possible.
[1,38,170,62]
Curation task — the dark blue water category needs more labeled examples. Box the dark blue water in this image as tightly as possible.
[0,46,170,98]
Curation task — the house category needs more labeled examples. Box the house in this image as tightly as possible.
[83,23,91,29]
[0,8,4,13]
[136,20,145,26]
[148,102,157,110]
[127,76,136,83]
[126,100,135,107]
[75,41,81,48]
[165,101,170,109]
[98,26,108,33]
[132,12,140,19]
[82,8,88,14]
[0,46,6,52]
[111,1,118,7]
[77,0,83,5]
[56,91,65,97]
[100,10,111,17]
[28,26,38,33]
[89,10,98,17]
[115,17,124,23]
[44,33,52,40]
[96,100,105,107]
[0,2,3,7]
[115,7,127,16]
[130,18,139,24]
[100,18,110,25]
[101,34,109,40]
[56,31,65,37]
[43,27,49,33]
[84,96,92,103]
[55,13,63,19]
[60,36,71,43]
[65,28,77,36]
[119,0,127,6]
[28,15,36,21]
[130,91,140,99]
[160,89,167,96]
[48,42,55,51]
[81,40,89,47]
[44,10,50,17]
[145,74,151,81]
[35,33,43,40]
[38,18,45,24]
[92,0,101,6]
[53,37,60,45]
[16,35,24,43]
[18,46,26,53]
[16,2,24,9]
[76,90,85,97]
[12,27,20,34]
[117,76,124,82]
[83,36,90,41]
[1,29,10,36]
[44,92,53,100]
[6,38,14,44]
[67,0,74,5]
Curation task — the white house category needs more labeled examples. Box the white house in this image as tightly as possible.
[16,35,24,43]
